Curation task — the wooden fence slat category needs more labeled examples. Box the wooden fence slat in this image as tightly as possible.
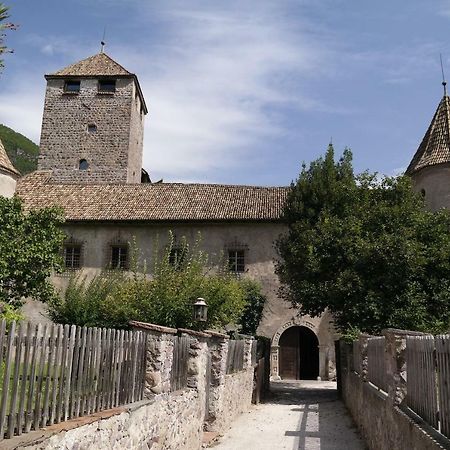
[55,324,69,424]
[17,322,33,436]
[74,327,88,418]
[81,327,93,415]
[49,325,63,425]
[437,336,450,438]
[93,327,103,413]
[33,324,49,430]
[0,320,16,438]
[25,323,40,433]
[69,326,82,419]
[41,324,56,428]
[7,322,24,438]
[115,330,124,407]
[64,324,76,422]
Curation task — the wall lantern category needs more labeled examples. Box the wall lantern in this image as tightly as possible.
[193,298,208,322]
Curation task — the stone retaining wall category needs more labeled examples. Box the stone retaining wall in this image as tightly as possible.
[7,322,255,450]
[339,330,450,450]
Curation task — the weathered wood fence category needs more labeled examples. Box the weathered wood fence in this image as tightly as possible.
[347,332,450,442]
[226,340,245,374]
[170,335,190,391]
[0,320,147,441]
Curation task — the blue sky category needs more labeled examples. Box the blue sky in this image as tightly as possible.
[1,0,450,185]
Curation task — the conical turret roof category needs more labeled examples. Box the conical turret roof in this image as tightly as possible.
[406,94,450,174]
[48,52,131,77]
[0,138,20,177]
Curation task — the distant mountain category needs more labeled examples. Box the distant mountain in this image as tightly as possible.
[0,124,39,174]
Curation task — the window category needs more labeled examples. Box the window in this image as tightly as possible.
[64,80,80,93]
[228,250,245,273]
[64,245,81,269]
[169,247,186,270]
[98,79,116,93]
[87,124,97,133]
[79,159,89,170]
[111,245,128,270]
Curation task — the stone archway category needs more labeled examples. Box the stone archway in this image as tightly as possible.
[271,318,328,381]
[278,326,319,380]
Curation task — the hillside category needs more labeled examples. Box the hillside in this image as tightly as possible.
[0,124,39,174]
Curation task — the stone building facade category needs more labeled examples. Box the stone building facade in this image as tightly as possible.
[17,51,338,381]
[38,53,147,184]
[0,138,20,198]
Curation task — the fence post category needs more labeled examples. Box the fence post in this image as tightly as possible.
[383,329,407,406]
[130,321,177,398]
[244,338,254,370]
[359,334,370,382]
[204,331,229,431]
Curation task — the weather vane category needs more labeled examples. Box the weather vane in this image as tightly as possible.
[100,27,106,53]
[440,53,447,95]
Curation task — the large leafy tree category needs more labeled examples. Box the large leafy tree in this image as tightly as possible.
[0,3,15,71]
[276,145,450,335]
[0,197,65,307]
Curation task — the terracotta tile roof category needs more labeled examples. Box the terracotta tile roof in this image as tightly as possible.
[48,52,132,77]
[16,171,289,222]
[406,95,450,174]
[0,138,20,177]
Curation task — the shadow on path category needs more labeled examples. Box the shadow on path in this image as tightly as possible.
[268,381,365,450]
[212,380,365,450]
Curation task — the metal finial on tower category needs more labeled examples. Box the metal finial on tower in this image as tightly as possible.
[100,27,106,53]
[440,53,447,95]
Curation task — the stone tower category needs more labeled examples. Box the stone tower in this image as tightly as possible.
[38,52,148,184]
[0,138,20,197]
[406,88,450,210]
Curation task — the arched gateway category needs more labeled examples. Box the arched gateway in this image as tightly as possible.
[278,326,319,380]
[271,319,329,380]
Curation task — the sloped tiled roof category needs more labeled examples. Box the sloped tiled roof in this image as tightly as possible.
[406,95,450,174]
[16,171,289,222]
[48,52,131,77]
[0,138,20,177]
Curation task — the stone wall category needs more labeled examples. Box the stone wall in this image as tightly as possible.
[339,330,450,450]
[6,322,255,450]
[38,77,144,184]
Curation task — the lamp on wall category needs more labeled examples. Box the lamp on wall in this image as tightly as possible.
[193,298,208,322]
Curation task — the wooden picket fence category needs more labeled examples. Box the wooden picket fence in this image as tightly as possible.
[367,336,388,392]
[170,336,190,391]
[226,340,245,374]
[0,320,147,441]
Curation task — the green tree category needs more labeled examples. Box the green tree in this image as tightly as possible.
[276,145,450,335]
[0,197,65,307]
[0,3,15,71]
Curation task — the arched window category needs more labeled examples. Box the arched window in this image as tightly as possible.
[79,159,89,170]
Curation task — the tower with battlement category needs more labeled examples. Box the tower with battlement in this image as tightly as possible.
[38,52,147,184]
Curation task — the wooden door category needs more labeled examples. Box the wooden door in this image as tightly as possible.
[279,327,300,379]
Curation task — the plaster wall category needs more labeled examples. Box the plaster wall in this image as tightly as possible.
[0,170,17,198]
[411,163,450,211]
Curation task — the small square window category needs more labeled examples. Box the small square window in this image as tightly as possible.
[111,245,128,270]
[228,250,245,273]
[64,80,80,93]
[98,79,116,93]
[87,124,97,133]
[64,245,82,269]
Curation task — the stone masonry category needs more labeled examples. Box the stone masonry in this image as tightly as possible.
[6,322,256,450]
[38,76,144,184]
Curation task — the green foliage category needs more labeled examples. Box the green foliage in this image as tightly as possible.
[0,301,23,326]
[0,197,65,307]
[48,232,263,332]
[238,280,266,335]
[276,145,450,335]
[0,124,39,174]
[0,3,15,71]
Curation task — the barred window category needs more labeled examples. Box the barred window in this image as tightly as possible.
[228,250,245,273]
[64,80,80,93]
[169,247,186,270]
[111,245,128,270]
[64,245,81,269]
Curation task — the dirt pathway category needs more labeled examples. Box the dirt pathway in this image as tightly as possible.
[211,381,366,450]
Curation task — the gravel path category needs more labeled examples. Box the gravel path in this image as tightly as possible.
[211,380,366,450]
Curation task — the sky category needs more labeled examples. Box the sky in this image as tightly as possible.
[1,0,450,185]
